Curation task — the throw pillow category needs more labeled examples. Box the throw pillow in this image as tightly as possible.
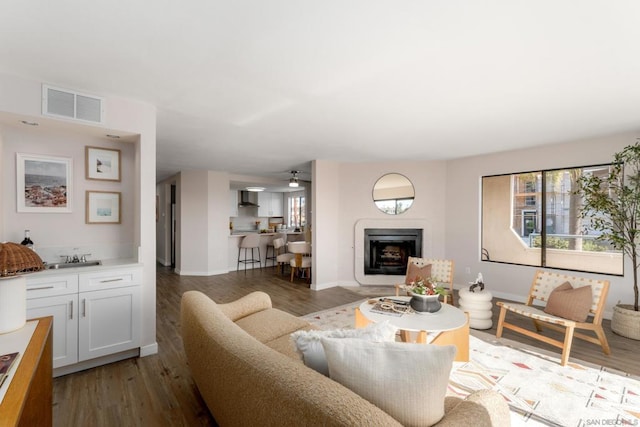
[290,321,397,376]
[321,338,456,427]
[544,281,593,322]
[405,262,432,285]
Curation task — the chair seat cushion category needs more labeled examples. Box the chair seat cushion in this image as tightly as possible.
[497,301,577,326]
[290,257,312,268]
[543,281,592,322]
[277,253,295,263]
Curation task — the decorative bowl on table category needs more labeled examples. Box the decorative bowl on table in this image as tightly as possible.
[410,293,442,313]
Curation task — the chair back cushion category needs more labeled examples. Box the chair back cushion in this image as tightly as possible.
[543,281,593,322]
[530,270,609,317]
[406,257,454,285]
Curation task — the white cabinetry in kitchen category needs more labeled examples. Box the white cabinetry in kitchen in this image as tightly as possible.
[258,192,284,217]
[229,190,238,216]
[26,265,142,374]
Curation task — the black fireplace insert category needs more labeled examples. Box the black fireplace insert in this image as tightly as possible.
[364,228,422,275]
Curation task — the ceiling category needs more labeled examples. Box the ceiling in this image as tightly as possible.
[2,1,640,186]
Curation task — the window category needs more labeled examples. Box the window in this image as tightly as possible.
[481,164,622,275]
[288,193,305,228]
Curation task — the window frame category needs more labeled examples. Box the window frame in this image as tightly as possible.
[481,163,623,277]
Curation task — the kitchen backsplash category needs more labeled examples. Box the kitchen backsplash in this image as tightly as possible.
[35,243,137,264]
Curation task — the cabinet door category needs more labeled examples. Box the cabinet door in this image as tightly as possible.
[257,192,270,216]
[27,295,78,368]
[78,286,141,361]
[271,192,284,216]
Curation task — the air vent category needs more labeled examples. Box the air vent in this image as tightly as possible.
[42,85,104,124]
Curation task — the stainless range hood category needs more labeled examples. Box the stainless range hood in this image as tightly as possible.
[238,191,259,207]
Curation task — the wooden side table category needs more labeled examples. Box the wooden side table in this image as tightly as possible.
[0,316,52,427]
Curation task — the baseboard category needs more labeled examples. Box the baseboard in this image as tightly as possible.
[140,342,158,357]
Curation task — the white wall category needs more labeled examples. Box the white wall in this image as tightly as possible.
[312,160,340,290]
[1,124,135,251]
[207,170,232,275]
[326,160,448,288]
[445,132,638,318]
[174,169,231,275]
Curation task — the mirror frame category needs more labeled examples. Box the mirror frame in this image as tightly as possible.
[372,173,415,215]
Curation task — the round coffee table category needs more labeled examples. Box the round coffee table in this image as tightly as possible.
[358,296,470,361]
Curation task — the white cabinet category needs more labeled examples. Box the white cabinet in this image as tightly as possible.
[27,293,78,368]
[230,190,238,216]
[25,266,142,371]
[258,192,284,217]
[78,285,141,361]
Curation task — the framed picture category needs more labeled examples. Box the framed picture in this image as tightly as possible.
[17,153,73,213]
[86,191,121,224]
[85,146,121,181]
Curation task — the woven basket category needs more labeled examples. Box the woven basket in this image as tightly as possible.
[611,304,640,341]
[0,242,45,277]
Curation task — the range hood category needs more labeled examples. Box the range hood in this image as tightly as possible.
[238,191,259,207]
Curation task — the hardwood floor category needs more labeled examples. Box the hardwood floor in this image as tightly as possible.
[52,265,640,426]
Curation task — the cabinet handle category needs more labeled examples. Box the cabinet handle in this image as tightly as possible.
[70,300,73,320]
[27,285,55,291]
[82,299,86,317]
[99,278,124,283]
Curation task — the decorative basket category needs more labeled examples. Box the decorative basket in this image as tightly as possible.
[611,304,640,341]
[0,242,45,277]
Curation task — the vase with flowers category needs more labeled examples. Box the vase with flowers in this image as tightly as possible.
[408,276,447,313]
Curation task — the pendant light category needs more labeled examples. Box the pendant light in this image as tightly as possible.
[289,170,300,188]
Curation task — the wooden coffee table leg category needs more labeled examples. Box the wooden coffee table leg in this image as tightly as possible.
[400,330,412,342]
[430,316,470,362]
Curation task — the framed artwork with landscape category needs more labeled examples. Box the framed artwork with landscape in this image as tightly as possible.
[86,191,121,224]
[17,153,72,213]
[85,146,121,181]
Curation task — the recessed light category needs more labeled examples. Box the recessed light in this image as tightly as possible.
[20,120,38,126]
[246,187,265,192]
[106,134,120,139]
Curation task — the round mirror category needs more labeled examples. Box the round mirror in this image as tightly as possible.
[372,173,415,215]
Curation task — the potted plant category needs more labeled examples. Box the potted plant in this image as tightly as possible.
[576,140,640,340]
[407,276,448,313]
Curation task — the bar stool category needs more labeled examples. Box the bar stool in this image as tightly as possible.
[273,237,294,275]
[237,234,262,272]
[288,241,311,283]
[264,233,284,268]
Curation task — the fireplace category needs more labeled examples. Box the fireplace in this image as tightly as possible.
[364,228,422,275]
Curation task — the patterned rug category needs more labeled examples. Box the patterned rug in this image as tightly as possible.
[301,300,640,427]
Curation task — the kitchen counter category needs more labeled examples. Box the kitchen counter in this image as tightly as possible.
[229,231,304,237]
[228,232,306,271]
[29,258,142,278]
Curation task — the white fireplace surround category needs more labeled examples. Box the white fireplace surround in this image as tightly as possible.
[355,218,432,285]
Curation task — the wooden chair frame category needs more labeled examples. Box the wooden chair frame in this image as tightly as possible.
[496,269,611,366]
[395,257,456,305]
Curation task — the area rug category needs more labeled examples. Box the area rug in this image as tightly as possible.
[301,301,640,427]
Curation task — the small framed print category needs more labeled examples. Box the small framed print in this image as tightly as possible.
[86,191,121,224]
[17,153,72,213]
[85,146,121,181]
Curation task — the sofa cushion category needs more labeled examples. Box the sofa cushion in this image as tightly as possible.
[321,338,456,427]
[235,308,310,343]
[266,325,318,361]
[290,321,397,376]
[544,281,592,322]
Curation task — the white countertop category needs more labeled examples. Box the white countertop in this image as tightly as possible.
[229,231,303,237]
[28,258,141,277]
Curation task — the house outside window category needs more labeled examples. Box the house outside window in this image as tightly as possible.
[481,164,622,275]
[288,193,305,228]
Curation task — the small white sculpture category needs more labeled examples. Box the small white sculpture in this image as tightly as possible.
[468,273,484,292]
